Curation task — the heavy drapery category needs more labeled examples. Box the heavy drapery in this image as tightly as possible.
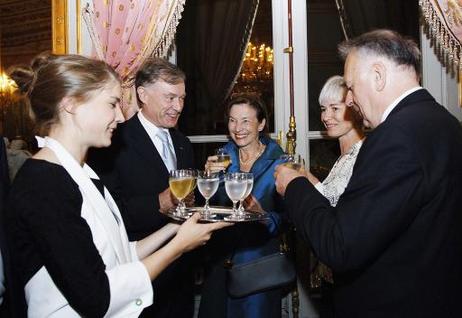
[83,0,185,117]
[176,0,259,135]
[420,0,462,73]
[335,0,419,40]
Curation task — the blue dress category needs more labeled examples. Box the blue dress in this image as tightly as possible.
[198,136,286,318]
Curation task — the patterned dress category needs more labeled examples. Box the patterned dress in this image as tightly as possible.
[312,139,363,285]
[315,139,363,206]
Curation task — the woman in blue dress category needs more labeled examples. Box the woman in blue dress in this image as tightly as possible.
[198,94,286,318]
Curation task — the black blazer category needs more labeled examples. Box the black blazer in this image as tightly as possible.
[90,114,194,240]
[88,115,195,318]
[285,89,462,317]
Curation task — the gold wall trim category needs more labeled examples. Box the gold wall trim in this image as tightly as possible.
[77,0,81,54]
[52,0,68,54]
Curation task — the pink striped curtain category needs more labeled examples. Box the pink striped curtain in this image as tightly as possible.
[83,0,185,118]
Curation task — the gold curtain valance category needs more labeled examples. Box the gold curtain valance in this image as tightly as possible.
[420,0,462,74]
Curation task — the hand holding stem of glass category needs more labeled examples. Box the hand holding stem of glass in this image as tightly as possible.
[169,169,196,216]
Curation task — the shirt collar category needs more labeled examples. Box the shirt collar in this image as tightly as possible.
[138,110,168,137]
[380,86,423,123]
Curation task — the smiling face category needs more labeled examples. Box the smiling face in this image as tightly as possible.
[320,101,358,138]
[137,79,186,128]
[228,103,266,149]
[73,80,124,148]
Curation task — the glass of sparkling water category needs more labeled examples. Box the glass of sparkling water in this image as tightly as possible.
[238,173,254,215]
[197,170,220,219]
[224,172,248,221]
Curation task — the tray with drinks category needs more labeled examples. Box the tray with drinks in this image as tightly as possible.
[166,206,269,223]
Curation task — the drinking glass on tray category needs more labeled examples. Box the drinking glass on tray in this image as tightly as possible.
[169,169,196,216]
[238,172,254,215]
[224,172,248,221]
[197,170,220,220]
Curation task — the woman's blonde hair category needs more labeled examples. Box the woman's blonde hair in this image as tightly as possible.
[8,52,120,135]
[318,75,347,106]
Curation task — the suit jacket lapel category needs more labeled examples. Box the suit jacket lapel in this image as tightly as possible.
[126,116,169,178]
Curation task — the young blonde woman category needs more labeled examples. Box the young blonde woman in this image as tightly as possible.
[7,53,230,318]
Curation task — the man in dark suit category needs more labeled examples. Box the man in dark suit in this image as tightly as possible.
[90,58,195,318]
[275,30,462,317]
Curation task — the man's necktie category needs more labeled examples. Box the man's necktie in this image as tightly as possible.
[157,129,177,172]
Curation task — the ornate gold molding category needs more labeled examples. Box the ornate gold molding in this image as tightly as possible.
[52,0,68,54]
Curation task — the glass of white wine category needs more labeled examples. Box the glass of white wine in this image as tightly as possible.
[224,172,248,221]
[197,170,220,220]
[215,148,231,170]
[280,154,305,171]
[169,169,196,216]
[238,172,254,215]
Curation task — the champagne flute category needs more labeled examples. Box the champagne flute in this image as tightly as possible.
[238,172,254,215]
[197,171,220,219]
[169,169,196,216]
[224,172,248,221]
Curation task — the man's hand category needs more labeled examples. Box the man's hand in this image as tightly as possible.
[184,191,195,207]
[274,164,307,196]
[158,188,177,213]
[244,195,265,213]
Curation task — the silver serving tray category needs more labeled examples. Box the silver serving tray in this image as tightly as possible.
[166,206,269,223]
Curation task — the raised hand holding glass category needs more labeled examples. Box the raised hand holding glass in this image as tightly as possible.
[280,153,305,171]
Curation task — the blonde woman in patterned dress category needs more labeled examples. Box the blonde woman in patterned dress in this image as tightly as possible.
[306,75,365,206]
[305,75,365,287]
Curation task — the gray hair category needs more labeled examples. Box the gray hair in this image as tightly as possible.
[338,29,421,76]
[318,75,347,106]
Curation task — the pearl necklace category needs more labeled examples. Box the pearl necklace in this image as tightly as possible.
[239,141,265,166]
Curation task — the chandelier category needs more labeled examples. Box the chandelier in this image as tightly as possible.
[0,72,17,96]
[239,41,273,83]
[232,42,274,96]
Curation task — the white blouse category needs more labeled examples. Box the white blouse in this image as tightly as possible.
[315,139,363,207]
